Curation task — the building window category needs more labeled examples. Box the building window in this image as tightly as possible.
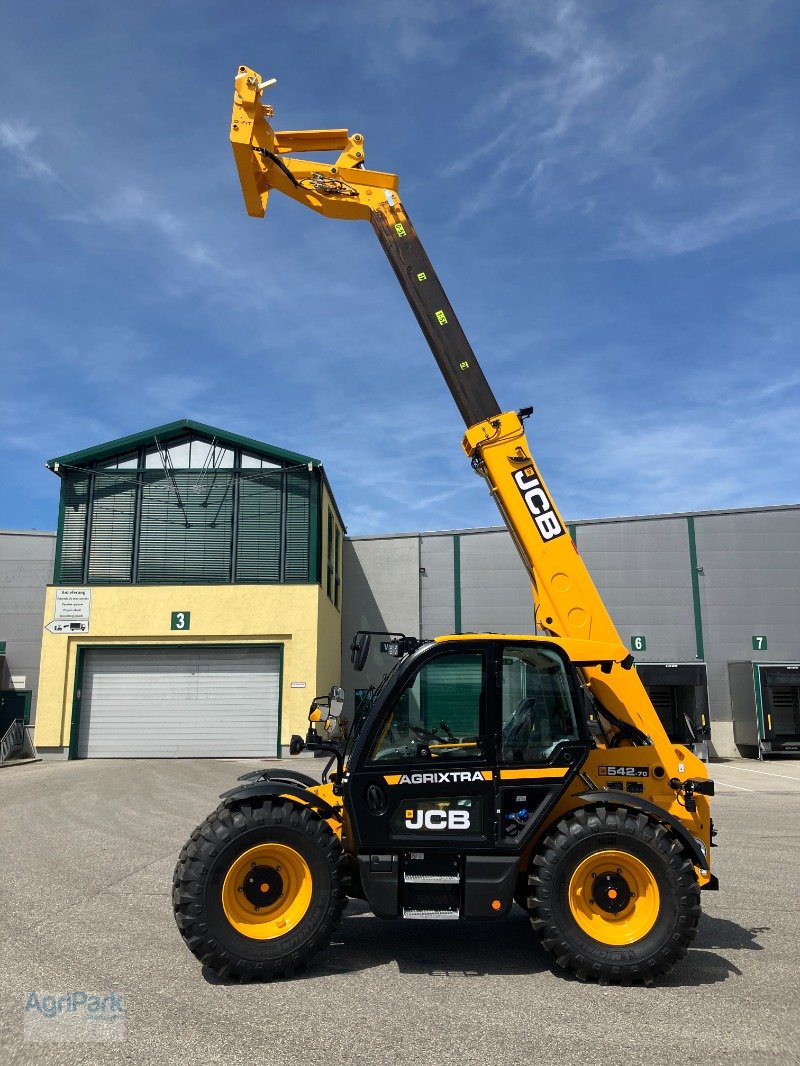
[55,435,322,587]
[327,510,334,600]
[326,509,342,609]
[137,468,235,584]
[334,525,341,608]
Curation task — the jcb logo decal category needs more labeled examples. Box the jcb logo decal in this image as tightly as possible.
[404,810,471,830]
[512,465,564,542]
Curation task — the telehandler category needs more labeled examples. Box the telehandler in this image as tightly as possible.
[173,65,717,985]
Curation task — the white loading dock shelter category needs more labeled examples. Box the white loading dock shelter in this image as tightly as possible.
[75,646,281,758]
[729,661,800,759]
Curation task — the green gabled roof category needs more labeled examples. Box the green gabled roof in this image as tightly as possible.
[46,419,321,471]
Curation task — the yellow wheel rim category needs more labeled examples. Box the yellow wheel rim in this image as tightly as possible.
[221,843,312,940]
[568,849,660,946]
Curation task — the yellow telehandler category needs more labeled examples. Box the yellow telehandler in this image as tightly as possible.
[172,66,716,985]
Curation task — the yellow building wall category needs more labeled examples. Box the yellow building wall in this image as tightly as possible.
[316,587,343,699]
[35,582,341,754]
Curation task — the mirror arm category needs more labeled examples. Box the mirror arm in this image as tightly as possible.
[302,728,346,794]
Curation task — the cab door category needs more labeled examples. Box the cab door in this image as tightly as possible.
[345,642,496,853]
[493,641,590,850]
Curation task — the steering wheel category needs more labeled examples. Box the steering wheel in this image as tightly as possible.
[409,723,442,742]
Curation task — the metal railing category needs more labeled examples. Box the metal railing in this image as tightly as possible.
[0,719,38,765]
[0,719,24,765]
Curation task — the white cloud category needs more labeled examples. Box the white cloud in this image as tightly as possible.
[452,1,800,256]
[0,116,224,285]
[0,120,57,180]
[620,192,800,256]
[62,185,218,270]
[2,4,798,535]
[345,0,487,68]
[560,388,800,520]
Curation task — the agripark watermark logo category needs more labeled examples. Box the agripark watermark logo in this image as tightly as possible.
[23,990,125,1043]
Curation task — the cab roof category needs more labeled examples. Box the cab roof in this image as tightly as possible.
[433,633,631,666]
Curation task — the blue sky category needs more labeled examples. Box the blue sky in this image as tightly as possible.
[1,1,798,535]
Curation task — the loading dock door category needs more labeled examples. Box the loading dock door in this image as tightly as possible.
[636,664,709,748]
[76,646,280,758]
[760,666,800,754]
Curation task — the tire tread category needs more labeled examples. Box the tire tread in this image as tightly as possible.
[173,799,347,982]
[525,804,701,985]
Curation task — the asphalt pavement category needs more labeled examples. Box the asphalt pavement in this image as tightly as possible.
[1,756,799,1066]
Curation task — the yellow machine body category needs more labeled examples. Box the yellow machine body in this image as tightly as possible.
[228,66,712,882]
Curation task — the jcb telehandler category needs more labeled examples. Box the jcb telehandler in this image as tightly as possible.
[173,65,717,986]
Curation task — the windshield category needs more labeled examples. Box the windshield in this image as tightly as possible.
[344,656,407,758]
[369,650,485,763]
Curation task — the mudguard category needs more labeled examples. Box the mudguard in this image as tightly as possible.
[219,781,342,821]
[235,767,320,788]
[576,791,710,874]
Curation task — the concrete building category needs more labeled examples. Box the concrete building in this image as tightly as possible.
[34,420,344,758]
[0,530,55,734]
[342,505,800,759]
[3,457,798,761]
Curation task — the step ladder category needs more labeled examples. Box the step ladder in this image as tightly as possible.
[401,853,461,919]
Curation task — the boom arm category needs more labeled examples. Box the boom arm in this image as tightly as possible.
[229,67,706,768]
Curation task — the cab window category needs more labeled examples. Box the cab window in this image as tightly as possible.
[370,652,485,762]
[500,645,579,763]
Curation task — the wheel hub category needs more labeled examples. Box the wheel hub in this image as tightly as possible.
[591,871,632,914]
[567,848,661,946]
[221,842,313,941]
[242,864,284,908]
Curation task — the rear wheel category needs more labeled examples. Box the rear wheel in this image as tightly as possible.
[526,805,701,984]
[173,799,347,981]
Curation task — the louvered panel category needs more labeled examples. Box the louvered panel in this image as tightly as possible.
[55,443,322,587]
[59,474,90,584]
[768,687,800,736]
[645,685,680,738]
[88,473,136,583]
[236,470,282,582]
[77,646,280,757]
[138,470,234,584]
[284,470,311,582]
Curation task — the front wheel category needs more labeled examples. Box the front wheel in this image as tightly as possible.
[526,805,701,985]
[173,799,347,981]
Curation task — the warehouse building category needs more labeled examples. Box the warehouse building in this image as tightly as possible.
[34,420,344,758]
[0,530,55,737]
[342,504,800,760]
[2,436,797,762]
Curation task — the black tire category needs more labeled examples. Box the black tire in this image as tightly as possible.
[526,805,701,985]
[513,873,530,911]
[173,799,348,981]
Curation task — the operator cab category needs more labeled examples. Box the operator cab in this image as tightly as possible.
[336,634,591,920]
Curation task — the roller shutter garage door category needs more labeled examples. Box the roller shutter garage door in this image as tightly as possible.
[77,646,280,758]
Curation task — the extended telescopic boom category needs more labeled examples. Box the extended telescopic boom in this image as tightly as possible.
[229,66,709,785]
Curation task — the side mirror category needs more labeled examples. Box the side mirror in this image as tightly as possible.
[328,686,345,719]
[308,686,346,728]
[309,696,330,724]
[350,632,371,672]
